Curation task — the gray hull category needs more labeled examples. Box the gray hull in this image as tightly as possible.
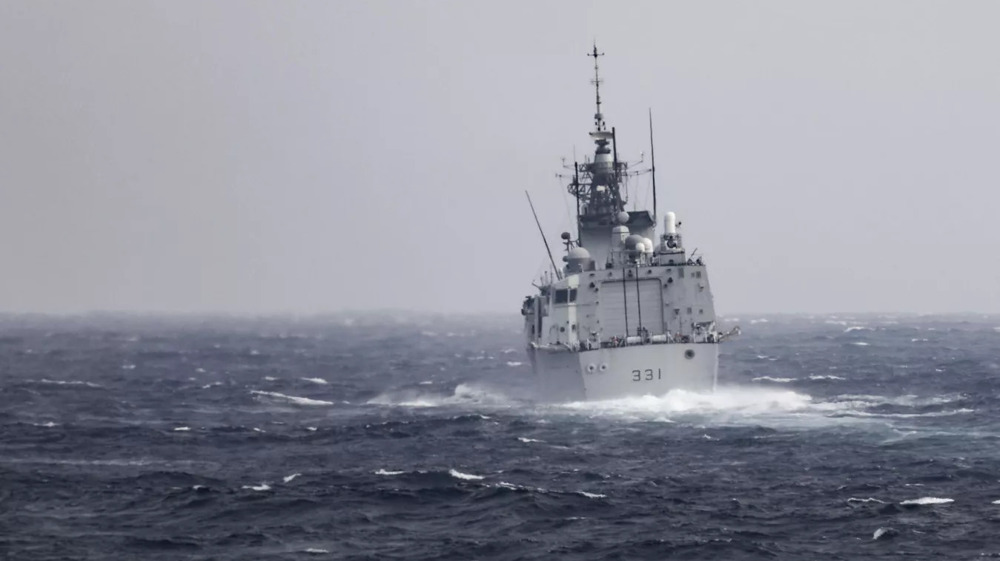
[528,343,718,402]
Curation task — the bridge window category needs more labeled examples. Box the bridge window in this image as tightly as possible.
[554,288,578,304]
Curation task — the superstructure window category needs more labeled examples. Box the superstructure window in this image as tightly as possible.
[554,288,577,304]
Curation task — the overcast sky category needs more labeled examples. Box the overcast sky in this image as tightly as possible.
[1,1,998,315]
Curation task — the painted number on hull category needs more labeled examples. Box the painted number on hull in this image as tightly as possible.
[632,369,661,381]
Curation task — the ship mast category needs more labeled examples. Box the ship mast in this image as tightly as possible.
[589,44,605,133]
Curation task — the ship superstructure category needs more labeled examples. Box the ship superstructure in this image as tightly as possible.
[521,46,738,402]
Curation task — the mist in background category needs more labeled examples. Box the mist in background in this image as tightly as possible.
[1,1,997,315]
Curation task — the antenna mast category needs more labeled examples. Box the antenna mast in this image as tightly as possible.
[589,43,605,132]
[649,108,657,220]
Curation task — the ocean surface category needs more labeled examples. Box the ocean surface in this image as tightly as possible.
[2,313,1000,560]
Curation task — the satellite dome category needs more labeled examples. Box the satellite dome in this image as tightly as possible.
[563,246,594,273]
[624,234,644,251]
[616,211,630,225]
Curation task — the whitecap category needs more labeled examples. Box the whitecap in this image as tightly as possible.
[121,363,137,370]
[842,408,974,419]
[37,379,101,388]
[809,375,846,381]
[250,390,334,406]
[306,426,318,432]
[517,437,542,443]
[263,376,278,381]
[751,376,795,383]
[33,421,58,428]
[283,473,300,483]
[301,377,328,385]
[200,382,222,389]
[506,361,523,367]
[851,341,870,346]
[873,527,896,540]
[847,497,885,504]
[750,318,769,324]
[578,491,606,499]
[366,383,508,408]
[900,497,953,505]
[242,483,271,491]
[992,499,1000,504]
[844,326,869,333]
[418,380,434,385]
[173,426,191,432]
[374,468,404,476]
[449,469,484,481]
[304,549,329,554]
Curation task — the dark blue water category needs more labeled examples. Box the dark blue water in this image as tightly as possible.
[2,313,1000,560]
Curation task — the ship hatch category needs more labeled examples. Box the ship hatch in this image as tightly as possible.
[599,279,664,339]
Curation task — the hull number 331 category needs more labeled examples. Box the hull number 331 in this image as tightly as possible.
[631,369,662,382]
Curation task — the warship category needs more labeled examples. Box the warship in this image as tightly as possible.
[521,46,738,402]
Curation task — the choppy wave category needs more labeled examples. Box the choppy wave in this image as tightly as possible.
[34,379,102,388]
[250,390,334,406]
[900,497,954,505]
[4,314,1000,560]
[366,383,510,408]
[448,469,484,481]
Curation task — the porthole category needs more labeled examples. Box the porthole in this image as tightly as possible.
[684,349,695,359]
[599,363,609,372]
[586,363,597,373]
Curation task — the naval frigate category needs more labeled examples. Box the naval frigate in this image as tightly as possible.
[521,46,739,402]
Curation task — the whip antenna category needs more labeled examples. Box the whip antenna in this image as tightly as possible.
[525,190,561,280]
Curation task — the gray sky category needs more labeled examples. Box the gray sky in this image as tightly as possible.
[1,1,998,315]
